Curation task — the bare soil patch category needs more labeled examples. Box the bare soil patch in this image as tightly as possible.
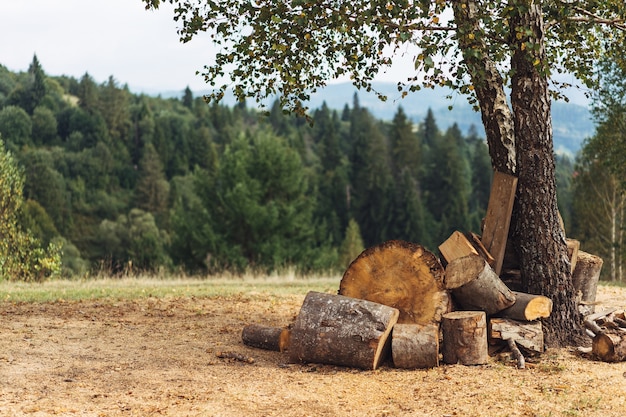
[2,285,626,417]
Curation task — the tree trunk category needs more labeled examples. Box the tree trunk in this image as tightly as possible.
[339,240,449,325]
[509,2,582,347]
[452,0,516,176]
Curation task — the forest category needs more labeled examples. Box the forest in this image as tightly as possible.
[0,55,616,281]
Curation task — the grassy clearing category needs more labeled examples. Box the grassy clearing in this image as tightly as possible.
[0,274,342,303]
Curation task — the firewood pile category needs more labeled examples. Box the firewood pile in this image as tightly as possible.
[241,171,611,369]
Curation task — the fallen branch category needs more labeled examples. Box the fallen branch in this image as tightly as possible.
[506,338,525,369]
[216,351,255,363]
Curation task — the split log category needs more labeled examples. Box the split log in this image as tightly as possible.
[242,324,291,352]
[289,291,399,370]
[592,332,626,362]
[566,239,580,274]
[438,231,494,266]
[391,323,439,369]
[572,251,603,314]
[339,240,449,325]
[441,311,488,365]
[489,318,544,353]
[497,291,552,321]
[445,254,516,315]
[481,171,518,275]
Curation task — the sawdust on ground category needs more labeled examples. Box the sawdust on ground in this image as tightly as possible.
[1,285,626,417]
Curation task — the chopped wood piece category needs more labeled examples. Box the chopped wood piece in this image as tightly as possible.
[242,324,291,352]
[439,230,479,264]
[289,291,399,370]
[506,338,526,369]
[445,254,516,315]
[490,318,544,353]
[481,171,518,276]
[442,311,488,365]
[572,251,603,315]
[339,240,449,325]
[497,291,553,321]
[439,231,495,266]
[467,232,496,265]
[391,323,439,369]
[592,332,626,362]
[566,239,580,274]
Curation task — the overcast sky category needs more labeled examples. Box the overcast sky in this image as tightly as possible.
[0,0,415,97]
[0,0,229,94]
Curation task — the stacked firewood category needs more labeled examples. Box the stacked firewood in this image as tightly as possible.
[241,171,609,368]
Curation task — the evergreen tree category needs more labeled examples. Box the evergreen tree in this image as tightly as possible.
[134,142,170,227]
[311,102,349,245]
[349,106,393,246]
[388,106,430,245]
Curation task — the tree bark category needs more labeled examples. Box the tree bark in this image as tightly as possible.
[509,2,583,347]
[452,0,516,175]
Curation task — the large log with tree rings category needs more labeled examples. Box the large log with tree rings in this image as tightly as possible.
[339,240,449,325]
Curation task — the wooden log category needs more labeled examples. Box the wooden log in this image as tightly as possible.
[441,311,488,365]
[438,231,495,266]
[497,291,553,321]
[445,254,516,315]
[391,323,439,369]
[339,240,449,325]
[481,171,518,275]
[566,239,580,274]
[489,317,544,353]
[289,291,399,370]
[242,324,291,352]
[572,251,603,314]
[592,332,626,362]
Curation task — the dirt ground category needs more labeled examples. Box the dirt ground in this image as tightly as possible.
[2,285,626,417]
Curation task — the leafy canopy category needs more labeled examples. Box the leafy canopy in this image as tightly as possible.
[144,1,626,115]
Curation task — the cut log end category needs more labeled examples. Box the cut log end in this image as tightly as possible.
[340,240,448,325]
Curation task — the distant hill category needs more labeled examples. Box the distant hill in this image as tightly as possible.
[306,82,595,157]
[155,81,595,157]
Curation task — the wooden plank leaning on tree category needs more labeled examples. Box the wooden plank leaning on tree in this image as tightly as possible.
[480,170,518,276]
[444,253,516,315]
[339,240,449,325]
[288,291,399,370]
